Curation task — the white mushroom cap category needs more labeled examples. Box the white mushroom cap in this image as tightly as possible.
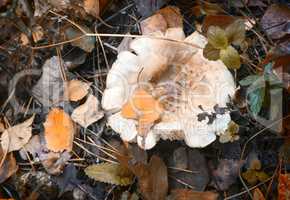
[102,28,235,149]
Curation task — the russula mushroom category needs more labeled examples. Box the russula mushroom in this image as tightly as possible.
[102,18,235,149]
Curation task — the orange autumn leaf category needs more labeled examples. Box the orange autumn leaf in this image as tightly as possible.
[44,108,75,152]
[121,88,163,122]
[278,173,290,200]
[121,88,163,135]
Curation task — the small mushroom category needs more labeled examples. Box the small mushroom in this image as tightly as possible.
[102,25,235,149]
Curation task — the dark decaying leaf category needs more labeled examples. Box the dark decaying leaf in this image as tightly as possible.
[211,159,244,190]
[169,148,209,191]
[169,189,218,200]
[261,4,290,40]
[0,148,18,183]
[133,0,170,17]
[85,162,134,186]
[220,45,241,69]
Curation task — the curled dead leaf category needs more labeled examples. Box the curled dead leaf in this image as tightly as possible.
[67,80,91,102]
[0,115,34,153]
[0,147,18,183]
[71,94,104,128]
[44,108,75,152]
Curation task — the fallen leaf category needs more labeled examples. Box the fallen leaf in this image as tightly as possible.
[212,159,244,190]
[121,88,163,136]
[0,121,4,132]
[261,4,290,40]
[44,108,75,152]
[71,94,104,128]
[19,135,42,160]
[242,170,269,185]
[202,15,236,34]
[169,148,209,191]
[64,26,95,53]
[253,188,266,200]
[133,0,170,17]
[31,25,44,43]
[207,26,228,49]
[156,6,183,28]
[32,56,68,108]
[67,79,91,102]
[53,164,80,196]
[219,121,239,143]
[220,45,241,69]
[0,115,34,153]
[225,19,246,45]
[203,43,220,61]
[232,0,267,8]
[0,148,18,184]
[192,0,225,17]
[278,173,290,200]
[85,162,134,186]
[170,189,218,200]
[83,0,100,18]
[39,150,71,175]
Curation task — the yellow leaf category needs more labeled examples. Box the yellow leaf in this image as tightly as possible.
[85,162,134,186]
[207,26,228,49]
[44,108,75,152]
[225,19,246,45]
[203,43,220,61]
[220,45,241,69]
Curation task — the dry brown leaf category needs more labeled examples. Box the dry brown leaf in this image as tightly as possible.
[44,108,75,152]
[170,189,218,200]
[0,121,4,132]
[202,15,236,34]
[32,25,44,43]
[0,147,18,183]
[0,115,34,153]
[84,0,100,18]
[141,6,183,34]
[71,94,104,128]
[40,151,71,175]
[67,80,91,102]
[253,188,265,200]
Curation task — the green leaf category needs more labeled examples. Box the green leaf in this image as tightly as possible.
[85,162,134,186]
[207,26,228,49]
[225,19,246,45]
[220,45,241,69]
[239,75,260,86]
[248,88,265,116]
[203,43,220,60]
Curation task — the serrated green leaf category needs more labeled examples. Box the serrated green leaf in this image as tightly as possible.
[225,19,246,45]
[239,75,260,86]
[207,26,228,49]
[220,45,241,69]
[203,43,220,60]
[85,163,134,186]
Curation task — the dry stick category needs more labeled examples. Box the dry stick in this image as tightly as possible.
[238,115,290,199]
[169,175,195,189]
